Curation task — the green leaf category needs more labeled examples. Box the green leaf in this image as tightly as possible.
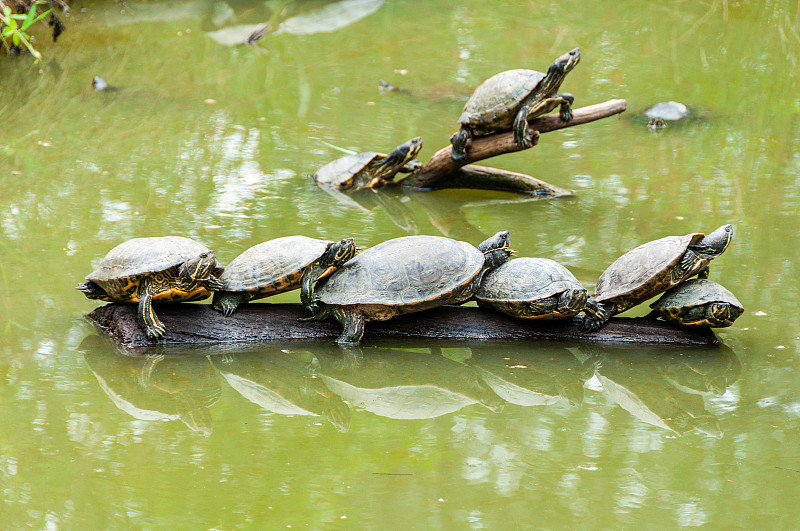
[12,32,19,46]
[30,8,51,27]
[21,5,38,31]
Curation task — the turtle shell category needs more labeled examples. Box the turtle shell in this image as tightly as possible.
[594,233,705,308]
[313,151,383,188]
[85,236,219,302]
[316,235,484,319]
[476,257,584,303]
[458,69,545,131]
[650,278,743,326]
[218,236,332,295]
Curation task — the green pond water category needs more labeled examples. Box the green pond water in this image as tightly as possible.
[2,0,800,527]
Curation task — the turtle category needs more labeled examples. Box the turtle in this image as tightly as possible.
[648,278,744,328]
[313,137,423,191]
[211,236,357,316]
[305,231,514,345]
[450,47,581,163]
[475,257,588,319]
[77,236,224,340]
[581,224,734,331]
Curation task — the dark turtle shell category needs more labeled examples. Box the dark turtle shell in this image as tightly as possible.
[650,278,743,327]
[594,233,705,311]
[458,69,546,133]
[218,236,332,295]
[476,257,587,319]
[85,236,220,302]
[315,235,485,319]
[313,151,386,189]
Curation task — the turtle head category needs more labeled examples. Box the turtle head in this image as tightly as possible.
[695,224,734,259]
[478,230,514,269]
[548,47,581,77]
[318,238,357,276]
[372,137,423,186]
[177,251,218,288]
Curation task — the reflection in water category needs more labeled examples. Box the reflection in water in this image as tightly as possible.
[315,347,505,419]
[586,345,741,437]
[210,350,351,432]
[80,335,221,436]
[80,334,740,438]
[467,345,595,407]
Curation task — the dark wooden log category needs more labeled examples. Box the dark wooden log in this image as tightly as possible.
[87,302,719,351]
[426,164,573,196]
[403,99,628,190]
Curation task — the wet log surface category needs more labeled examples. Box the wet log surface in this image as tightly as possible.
[87,302,719,351]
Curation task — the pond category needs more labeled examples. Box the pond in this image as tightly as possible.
[2,0,799,527]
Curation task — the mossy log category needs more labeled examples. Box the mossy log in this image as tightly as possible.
[87,302,719,351]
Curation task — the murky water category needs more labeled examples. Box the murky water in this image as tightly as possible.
[2,0,800,527]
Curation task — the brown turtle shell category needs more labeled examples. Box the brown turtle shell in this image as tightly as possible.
[594,233,705,309]
[316,236,484,319]
[458,69,546,133]
[218,236,332,295]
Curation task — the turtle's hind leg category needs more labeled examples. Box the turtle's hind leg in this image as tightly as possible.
[137,278,166,340]
[332,307,365,346]
[450,126,472,163]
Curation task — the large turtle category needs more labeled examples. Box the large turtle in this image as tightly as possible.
[475,257,588,319]
[211,236,356,316]
[313,137,423,191]
[648,278,743,328]
[77,236,224,340]
[305,231,513,345]
[450,48,581,163]
[582,224,734,331]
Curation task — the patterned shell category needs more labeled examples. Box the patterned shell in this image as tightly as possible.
[86,236,214,281]
[476,257,584,303]
[458,69,545,129]
[650,279,743,312]
[316,236,484,306]
[313,152,383,187]
[594,233,705,303]
[219,236,331,292]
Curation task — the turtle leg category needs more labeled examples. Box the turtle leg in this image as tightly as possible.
[76,281,108,300]
[137,278,166,340]
[331,306,365,346]
[581,298,613,331]
[512,107,532,148]
[201,275,225,291]
[555,93,575,121]
[298,298,330,322]
[212,291,251,317]
[450,126,472,163]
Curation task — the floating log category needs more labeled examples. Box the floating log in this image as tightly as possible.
[426,164,573,196]
[87,302,719,351]
[402,99,628,190]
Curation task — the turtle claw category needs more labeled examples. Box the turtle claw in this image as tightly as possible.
[145,321,167,341]
[206,276,225,291]
[560,108,573,122]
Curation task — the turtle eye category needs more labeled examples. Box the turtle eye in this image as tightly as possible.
[200,252,208,258]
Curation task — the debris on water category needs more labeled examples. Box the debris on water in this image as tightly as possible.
[92,76,109,91]
[246,24,271,44]
[754,311,767,316]
[204,99,217,104]
[379,79,402,92]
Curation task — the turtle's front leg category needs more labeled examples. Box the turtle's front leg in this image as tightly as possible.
[201,275,225,291]
[137,278,166,340]
[450,126,472,163]
[555,92,575,121]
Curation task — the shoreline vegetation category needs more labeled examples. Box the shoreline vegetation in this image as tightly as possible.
[0,0,68,61]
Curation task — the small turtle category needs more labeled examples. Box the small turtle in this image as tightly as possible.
[211,236,356,316]
[77,236,224,340]
[306,231,513,345]
[582,224,734,331]
[648,278,743,327]
[313,137,423,191]
[475,257,588,319]
[451,48,581,163]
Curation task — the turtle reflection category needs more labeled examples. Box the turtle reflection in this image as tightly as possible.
[315,347,505,419]
[586,345,740,437]
[80,335,220,436]
[210,350,351,432]
[466,345,595,407]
